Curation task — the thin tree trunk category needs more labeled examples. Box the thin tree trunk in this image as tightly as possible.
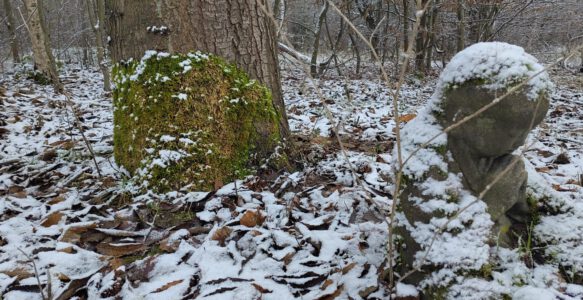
[425,0,438,70]
[310,2,329,78]
[105,0,289,137]
[348,31,361,76]
[3,0,21,63]
[415,0,429,73]
[86,0,111,91]
[22,0,62,92]
[456,0,465,52]
[402,0,409,51]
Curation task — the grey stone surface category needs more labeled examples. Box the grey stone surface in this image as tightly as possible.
[440,85,549,244]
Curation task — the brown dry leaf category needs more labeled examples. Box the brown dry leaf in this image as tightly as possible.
[214,179,224,190]
[536,149,554,158]
[41,212,64,227]
[57,246,74,254]
[1,268,34,280]
[535,166,553,174]
[249,230,263,237]
[240,210,265,227]
[8,185,24,194]
[316,284,344,300]
[341,262,356,275]
[96,243,146,257]
[58,273,71,282]
[60,223,97,243]
[398,114,417,123]
[251,283,272,294]
[40,149,57,162]
[48,195,66,205]
[12,190,27,199]
[61,141,76,150]
[211,227,232,246]
[153,280,183,293]
[320,279,334,290]
[108,258,125,270]
[552,184,578,192]
[282,252,296,266]
[159,237,179,253]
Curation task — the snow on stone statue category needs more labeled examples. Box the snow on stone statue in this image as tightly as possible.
[393,42,553,295]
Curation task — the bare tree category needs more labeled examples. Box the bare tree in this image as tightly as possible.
[2,0,21,64]
[310,1,329,77]
[22,0,62,91]
[86,0,110,91]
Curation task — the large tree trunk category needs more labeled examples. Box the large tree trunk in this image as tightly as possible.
[2,0,21,64]
[22,0,62,91]
[86,0,111,91]
[105,0,289,137]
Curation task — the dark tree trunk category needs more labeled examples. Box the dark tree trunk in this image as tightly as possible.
[2,0,21,63]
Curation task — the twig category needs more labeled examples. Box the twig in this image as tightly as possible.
[61,90,103,177]
[17,248,47,300]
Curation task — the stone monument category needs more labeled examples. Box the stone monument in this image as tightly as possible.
[394,42,552,296]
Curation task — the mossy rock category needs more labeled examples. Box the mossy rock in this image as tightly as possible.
[113,51,285,192]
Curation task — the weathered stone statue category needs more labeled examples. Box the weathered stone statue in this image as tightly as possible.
[394,42,552,296]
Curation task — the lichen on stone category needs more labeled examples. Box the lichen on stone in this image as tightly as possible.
[112,50,285,193]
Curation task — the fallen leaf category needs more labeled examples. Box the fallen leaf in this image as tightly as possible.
[58,273,71,282]
[240,210,265,227]
[398,114,416,123]
[1,268,34,280]
[108,258,125,270]
[282,252,295,266]
[159,237,180,253]
[153,280,183,293]
[60,223,98,243]
[535,166,553,173]
[341,262,356,275]
[40,149,57,162]
[320,279,333,290]
[252,282,272,294]
[316,284,343,300]
[57,246,75,254]
[211,226,232,246]
[96,243,146,257]
[555,153,570,164]
[552,184,578,192]
[41,212,65,227]
[48,195,66,205]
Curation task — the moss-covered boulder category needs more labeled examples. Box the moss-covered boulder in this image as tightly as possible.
[112,51,285,192]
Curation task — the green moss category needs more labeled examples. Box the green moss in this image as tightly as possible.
[112,52,285,192]
[433,144,448,156]
[27,70,51,85]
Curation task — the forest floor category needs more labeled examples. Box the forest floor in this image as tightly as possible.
[0,60,582,300]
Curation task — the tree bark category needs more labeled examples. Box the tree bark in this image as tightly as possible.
[105,0,289,137]
[456,0,465,52]
[402,0,409,51]
[22,0,62,91]
[2,0,21,63]
[86,0,111,91]
[415,0,429,73]
[310,2,328,78]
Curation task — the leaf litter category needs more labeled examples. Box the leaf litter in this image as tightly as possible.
[0,61,582,299]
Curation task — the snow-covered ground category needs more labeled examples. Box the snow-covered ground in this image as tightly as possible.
[0,59,582,299]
